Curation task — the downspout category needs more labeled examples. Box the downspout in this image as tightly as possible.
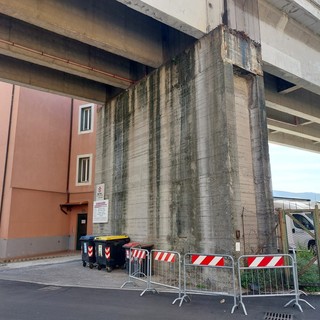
[222,0,229,26]
[66,99,74,204]
[60,98,73,216]
[0,85,15,223]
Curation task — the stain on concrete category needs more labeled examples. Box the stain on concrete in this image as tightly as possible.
[148,70,162,241]
[112,94,130,234]
[168,47,201,253]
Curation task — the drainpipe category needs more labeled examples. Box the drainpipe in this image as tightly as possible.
[66,99,74,203]
[60,98,73,215]
[0,85,15,223]
[0,39,135,85]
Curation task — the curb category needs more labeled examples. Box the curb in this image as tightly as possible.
[0,251,79,264]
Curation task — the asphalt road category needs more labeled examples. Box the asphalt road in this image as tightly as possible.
[0,279,241,320]
[0,256,319,320]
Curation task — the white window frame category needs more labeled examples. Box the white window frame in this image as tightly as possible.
[78,103,94,134]
[76,154,93,186]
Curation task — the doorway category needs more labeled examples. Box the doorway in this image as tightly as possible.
[76,213,87,250]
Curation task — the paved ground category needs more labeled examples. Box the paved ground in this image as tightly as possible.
[0,253,319,319]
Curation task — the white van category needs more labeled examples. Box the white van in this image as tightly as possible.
[285,212,315,251]
[274,198,316,251]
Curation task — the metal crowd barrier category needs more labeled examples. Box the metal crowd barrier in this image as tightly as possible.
[181,253,237,312]
[141,249,185,305]
[238,254,315,315]
[121,247,150,293]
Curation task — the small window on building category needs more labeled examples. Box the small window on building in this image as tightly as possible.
[76,154,93,185]
[79,104,94,134]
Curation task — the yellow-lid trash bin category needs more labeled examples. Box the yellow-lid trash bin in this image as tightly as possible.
[94,235,130,272]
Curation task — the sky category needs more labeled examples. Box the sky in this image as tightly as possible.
[268,143,320,194]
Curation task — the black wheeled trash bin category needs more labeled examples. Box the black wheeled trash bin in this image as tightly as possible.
[94,235,130,272]
[80,235,97,269]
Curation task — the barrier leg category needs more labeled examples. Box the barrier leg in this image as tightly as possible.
[230,267,238,314]
[237,264,247,315]
[284,251,315,312]
[173,294,191,307]
[140,257,158,296]
[238,296,247,315]
[121,258,136,288]
[140,286,158,296]
[284,296,315,311]
[140,277,158,296]
[177,260,191,307]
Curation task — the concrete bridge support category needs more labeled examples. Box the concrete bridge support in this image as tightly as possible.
[95,25,276,255]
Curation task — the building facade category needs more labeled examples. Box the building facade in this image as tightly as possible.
[0,82,97,259]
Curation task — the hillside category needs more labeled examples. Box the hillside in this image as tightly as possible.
[273,190,320,201]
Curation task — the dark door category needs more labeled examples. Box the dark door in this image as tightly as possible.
[76,213,87,250]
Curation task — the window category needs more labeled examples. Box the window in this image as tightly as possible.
[79,104,94,133]
[292,214,314,231]
[76,154,93,185]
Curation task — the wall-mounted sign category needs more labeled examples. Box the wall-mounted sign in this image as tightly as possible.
[95,183,105,201]
[93,200,108,223]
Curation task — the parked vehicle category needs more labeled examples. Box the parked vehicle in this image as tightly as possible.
[285,212,315,252]
[274,198,316,252]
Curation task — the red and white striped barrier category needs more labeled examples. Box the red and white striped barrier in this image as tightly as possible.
[191,254,224,266]
[132,249,146,259]
[121,248,315,314]
[247,256,284,268]
[237,254,315,315]
[182,252,237,312]
[121,247,150,291]
[88,246,94,257]
[153,251,176,262]
[148,250,183,305]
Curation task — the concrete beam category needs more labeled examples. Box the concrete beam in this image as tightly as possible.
[259,0,320,95]
[0,0,164,67]
[0,14,139,89]
[264,0,320,35]
[267,119,320,143]
[265,87,320,125]
[269,131,320,153]
[265,77,320,152]
[0,55,110,104]
[116,0,209,38]
[292,0,320,22]
[117,0,261,42]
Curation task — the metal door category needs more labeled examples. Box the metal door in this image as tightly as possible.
[76,213,87,250]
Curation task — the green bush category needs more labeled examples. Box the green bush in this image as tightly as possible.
[240,268,291,293]
[296,249,320,292]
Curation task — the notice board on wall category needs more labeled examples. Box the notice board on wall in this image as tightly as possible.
[93,200,108,223]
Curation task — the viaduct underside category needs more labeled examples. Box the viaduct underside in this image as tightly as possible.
[1,0,319,258]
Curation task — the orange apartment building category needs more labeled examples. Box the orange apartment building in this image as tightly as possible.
[0,82,97,259]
